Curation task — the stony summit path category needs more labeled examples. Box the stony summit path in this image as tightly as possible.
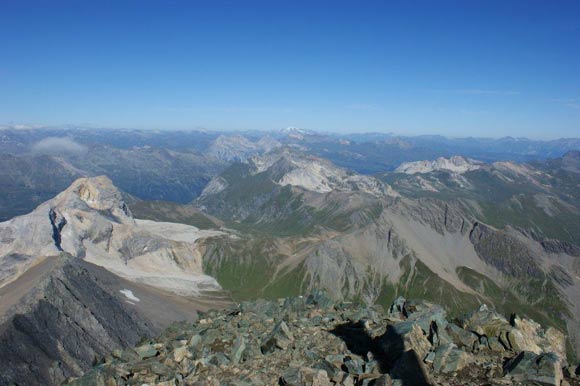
[67,292,580,386]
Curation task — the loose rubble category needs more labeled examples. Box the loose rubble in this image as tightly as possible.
[66,292,579,386]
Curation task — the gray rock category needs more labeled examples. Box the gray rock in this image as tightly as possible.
[207,352,231,366]
[65,295,573,386]
[423,351,436,365]
[445,323,478,349]
[389,298,449,347]
[432,343,473,374]
[240,298,280,317]
[405,300,448,334]
[261,320,294,354]
[460,304,511,339]
[380,322,432,363]
[188,334,202,348]
[280,367,332,386]
[487,337,506,352]
[343,356,364,374]
[312,360,339,380]
[284,296,307,315]
[388,296,407,318]
[507,316,567,361]
[563,365,577,379]
[373,374,393,386]
[391,350,433,386]
[135,344,159,359]
[504,351,563,386]
[306,290,335,309]
[231,336,247,364]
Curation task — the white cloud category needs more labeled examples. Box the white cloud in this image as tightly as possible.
[31,137,87,155]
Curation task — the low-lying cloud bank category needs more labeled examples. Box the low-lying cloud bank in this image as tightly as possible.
[31,137,87,155]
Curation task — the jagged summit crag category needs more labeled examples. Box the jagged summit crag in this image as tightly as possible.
[67,293,580,386]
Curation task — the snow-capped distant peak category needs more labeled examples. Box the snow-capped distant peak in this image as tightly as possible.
[280,127,317,140]
[395,156,483,174]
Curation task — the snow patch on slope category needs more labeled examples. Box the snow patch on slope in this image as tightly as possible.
[120,289,140,303]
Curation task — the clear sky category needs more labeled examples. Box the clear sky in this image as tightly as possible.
[1,0,579,138]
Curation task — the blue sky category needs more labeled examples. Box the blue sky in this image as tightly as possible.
[1,0,579,138]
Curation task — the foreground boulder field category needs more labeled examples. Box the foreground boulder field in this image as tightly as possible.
[67,293,579,386]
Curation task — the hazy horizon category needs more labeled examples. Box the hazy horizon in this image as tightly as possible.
[2,122,580,142]
[1,1,579,138]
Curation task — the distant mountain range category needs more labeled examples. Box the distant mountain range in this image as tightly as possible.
[194,149,580,352]
[1,127,579,220]
[1,127,580,384]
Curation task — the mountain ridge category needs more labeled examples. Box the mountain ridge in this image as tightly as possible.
[194,149,580,359]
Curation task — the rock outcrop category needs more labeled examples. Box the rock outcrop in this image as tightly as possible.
[0,176,223,296]
[395,156,483,174]
[67,294,579,386]
[0,255,228,386]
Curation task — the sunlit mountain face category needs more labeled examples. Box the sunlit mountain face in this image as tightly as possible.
[1,126,580,385]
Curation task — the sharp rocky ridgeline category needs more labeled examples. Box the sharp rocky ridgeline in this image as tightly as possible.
[67,292,580,386]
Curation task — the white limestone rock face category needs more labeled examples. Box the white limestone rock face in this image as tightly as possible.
[0,176,222,295]
[248,150,397,197]
[395,156,483,174]
[200,176,229,196]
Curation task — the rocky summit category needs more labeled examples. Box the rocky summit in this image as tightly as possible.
[67,293,579,386]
